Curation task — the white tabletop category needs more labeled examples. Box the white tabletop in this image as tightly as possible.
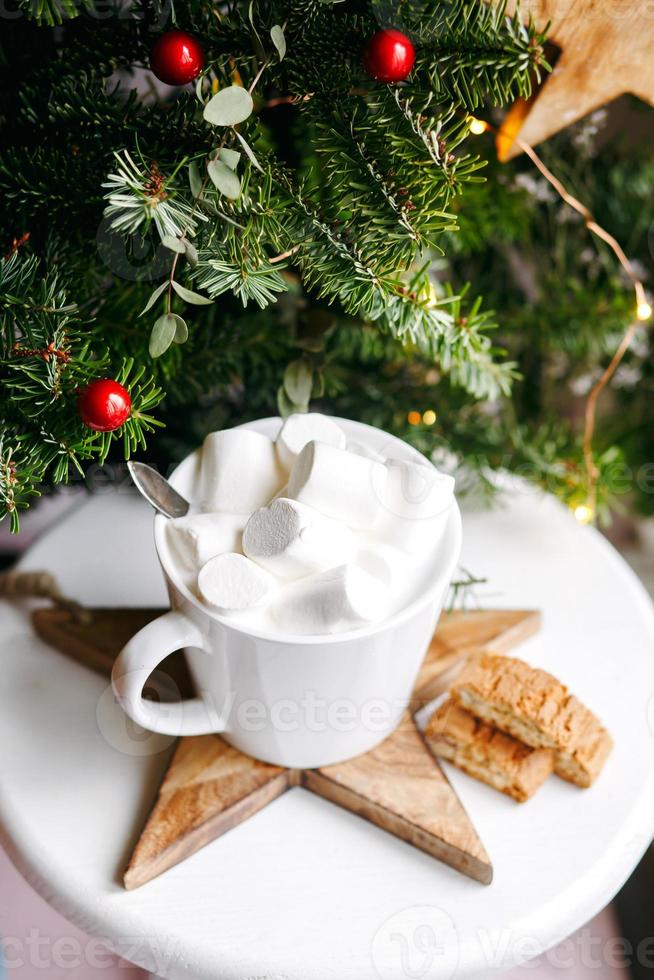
[1,484,654,980]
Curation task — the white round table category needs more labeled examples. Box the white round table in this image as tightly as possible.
[1,484,654,980]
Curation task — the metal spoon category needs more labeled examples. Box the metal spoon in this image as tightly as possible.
[127,461,190,519]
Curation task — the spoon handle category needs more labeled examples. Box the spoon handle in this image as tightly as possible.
[128,461,190,519]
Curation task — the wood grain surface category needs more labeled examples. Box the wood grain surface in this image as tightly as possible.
[492,0,654,158]
[125,735,294,890]
[305,712,492,884]
[32,607,193,700]
[31,605,541,888]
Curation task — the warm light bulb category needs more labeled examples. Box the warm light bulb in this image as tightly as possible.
[422,410,437,425]
[407,411,421,426]
[637,301,652,321]
[426,281,439,309]
[468,117,488,135]
[574,504,594,525]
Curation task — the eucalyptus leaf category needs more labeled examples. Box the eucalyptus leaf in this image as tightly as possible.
[277,384,302,419]
[295,335,325,353]
[183,239,199,267]
[203,86,253,126]
[234,131,263,172]
[312,370,325,398]
[188,161,203,199]
[139,280,169,317]
[149,314,178,358]
[270,24,286,61]
[219,147,241,171]
[283,359,313,405]
[172,315,189,343]
[171,281,213,305]
[161,235,186,254]
[248,1,265,57]
[207,158,241,199]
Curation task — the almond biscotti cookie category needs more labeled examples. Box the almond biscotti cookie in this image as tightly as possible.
[424,698,554,802]
[450,653,613,788]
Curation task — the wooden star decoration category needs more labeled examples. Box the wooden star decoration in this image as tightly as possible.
[494,0,654,160]
[33,605,541,890]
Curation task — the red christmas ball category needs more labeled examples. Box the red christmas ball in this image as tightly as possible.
[78,379,132,432]
[150,30,205,86]
[363,28,415,83]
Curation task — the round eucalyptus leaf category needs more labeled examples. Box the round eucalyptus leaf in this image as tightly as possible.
[149,314,178,358]
[277,384,305,419]
[203,86,254,126]
[207,159,242,200]
[219,147,241,171]
[161,235,186,254]
[183,239,199,267]
[172,315,189,344]
[283,359,313,405]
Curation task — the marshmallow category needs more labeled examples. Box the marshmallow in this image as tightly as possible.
[276,413,346,471]
[355,540,406,589]
[346,440,384,462]
[167,512,246,571]
[272,565,388,635]
[376,457,454,554]
[198,553,273,612]
[200,429,284,513]
[243,497,353,580]
[287,441,386,530]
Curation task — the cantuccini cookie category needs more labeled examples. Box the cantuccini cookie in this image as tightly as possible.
[424,698,554,802]
[450,653,613,788]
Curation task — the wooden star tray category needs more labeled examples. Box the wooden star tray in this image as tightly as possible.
[33,605,540,890]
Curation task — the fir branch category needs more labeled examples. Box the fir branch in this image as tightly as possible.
[103,151,207,240]
[376,278,518,400]
[406,0,549,110]
[16,0,94,27]
[0,252,77,354]
[194,256,287,308]
[0,437,42,534]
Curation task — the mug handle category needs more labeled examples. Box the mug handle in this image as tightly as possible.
[111,610,228,736]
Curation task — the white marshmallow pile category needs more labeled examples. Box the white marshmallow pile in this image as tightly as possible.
[166,414,455,636]
[242,497,353,580]
[198,553,273,612]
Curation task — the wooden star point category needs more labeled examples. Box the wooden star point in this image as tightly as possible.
[495,0,654,159]
[32,605,542,890]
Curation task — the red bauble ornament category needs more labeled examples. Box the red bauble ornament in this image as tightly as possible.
[78,379,132,432]
[150,30,205,86]
[363,28,415,83]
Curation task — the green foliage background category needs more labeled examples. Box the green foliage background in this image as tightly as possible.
[0,0,651,530]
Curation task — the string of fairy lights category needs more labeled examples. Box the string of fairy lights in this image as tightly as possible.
[407,115,652,526]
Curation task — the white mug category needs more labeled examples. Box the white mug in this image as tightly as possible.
[111,417,462,769]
